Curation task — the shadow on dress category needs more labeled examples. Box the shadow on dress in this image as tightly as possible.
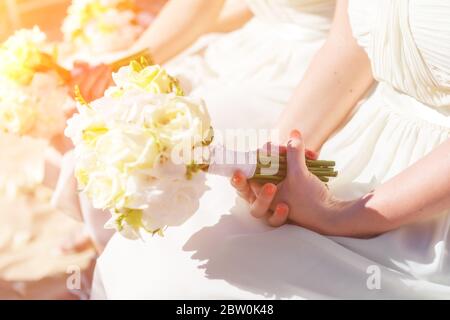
[182,198,427,299]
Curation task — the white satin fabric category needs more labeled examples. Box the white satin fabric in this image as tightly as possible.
[92,0,450,299]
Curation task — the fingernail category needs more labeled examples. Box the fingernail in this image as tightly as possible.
[306,150,316,159]
[276,203,288,216]
[290,130,301,139]
[264,184,277,196]
[232,174,242,186]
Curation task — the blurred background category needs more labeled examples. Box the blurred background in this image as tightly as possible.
[0,0,70,41]
[0,0,168,300]
[0,0,166,41]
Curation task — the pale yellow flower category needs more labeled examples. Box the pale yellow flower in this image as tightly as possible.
[0,27,46,85]
[62,0,141,53]
[107,64,184,97]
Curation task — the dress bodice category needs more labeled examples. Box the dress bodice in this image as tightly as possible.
[348,0,450,111]
[245,0,335,33]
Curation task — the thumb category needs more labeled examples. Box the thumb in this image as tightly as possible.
[73,61,89,69]
[287,130,308,176]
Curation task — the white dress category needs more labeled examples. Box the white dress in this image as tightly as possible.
[167,0,335,132]
[92,0,450,299]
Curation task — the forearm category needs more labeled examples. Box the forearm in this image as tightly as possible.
[275,0,374,151]
[131,0,226,63]
[208,0,253,33]
[335,139,450,237]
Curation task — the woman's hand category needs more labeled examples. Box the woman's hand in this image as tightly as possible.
[70,62,113,102]
[231,173,290,227]
[232,130,348,234]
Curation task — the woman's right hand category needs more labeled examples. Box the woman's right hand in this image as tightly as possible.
[231,171,290,227]
[230,143,319,228]
[70,62,113,102]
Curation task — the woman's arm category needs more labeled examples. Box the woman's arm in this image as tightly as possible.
[232,0,450,236]
[130,0,248,64]
[71,0,251,101]
[231,0,373,221]
[238,131,450,238]
[333,139,450,237]
[209,0,253,33]
[276,0,374,151]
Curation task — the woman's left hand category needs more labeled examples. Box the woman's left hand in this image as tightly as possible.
[232,130,347,234]
[70,62,113,102]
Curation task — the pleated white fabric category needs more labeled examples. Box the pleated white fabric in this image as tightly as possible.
[348,0,450,109]
[92,0,450,299]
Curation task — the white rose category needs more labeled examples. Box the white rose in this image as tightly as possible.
[104,173,208,239]
[150,94,212,165]
[82,167,127,209]
[106,65,182,97]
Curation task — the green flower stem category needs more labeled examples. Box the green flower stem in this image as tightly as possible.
[308,167,335,172]
[306,160,336,167]
[200,149,337,185]
[253,153,337,185]
[311,171,338,178]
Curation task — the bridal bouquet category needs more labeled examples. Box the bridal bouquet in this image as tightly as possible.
[67,59,210,239]
[67,59,337,239]
[0,27,73,139]
[62,0,144,55]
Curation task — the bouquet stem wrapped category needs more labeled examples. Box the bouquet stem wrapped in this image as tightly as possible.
[202,144,337,185]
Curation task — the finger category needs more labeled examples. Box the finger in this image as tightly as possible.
[86,65,111,101]
[250,183,277,219]
[305,149,319,160]
[267,203,289,227]
[249,180,262,196]
[73,61,89,69]
[287,130,308,176]
[91,66,113,100]
[71,61,90,78]
[73,68,99,101]
[231,171,255,203]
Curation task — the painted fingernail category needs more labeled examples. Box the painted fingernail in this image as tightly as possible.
[306,150,316,159]
[264,184,277,197]
[232,173,242,185]
[290,130,301,139]
[276,203,288,216]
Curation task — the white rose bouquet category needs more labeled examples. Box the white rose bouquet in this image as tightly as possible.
[62,0,144,55]
[67,59,337,239]
[67,59,210,238]
[0,27,73,140]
